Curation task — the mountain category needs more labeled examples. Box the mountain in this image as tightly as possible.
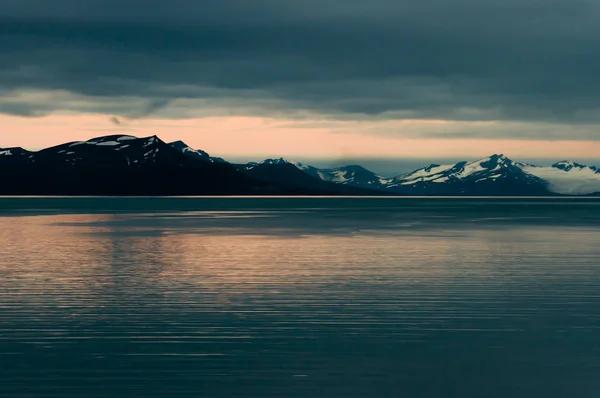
[168,140,228,163]
[168,140,212,162]
[551,160,599,173]
[519,161,600,195]
[0,135,381,195]
[0,135,264,195]
[239,158,384,195]
[247,154,600,196]
[2,134,599,195]
[0,147,33,165]
[380,154,548,195]
[28,135,199,170]
[296,163,387,189]
[0,136,276,195]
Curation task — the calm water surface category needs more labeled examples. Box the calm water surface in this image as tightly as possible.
[1,197,599,397]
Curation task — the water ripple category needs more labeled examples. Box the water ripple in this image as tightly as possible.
[0,198,599,397]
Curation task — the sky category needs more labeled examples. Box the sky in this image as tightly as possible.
[2,0,600,170]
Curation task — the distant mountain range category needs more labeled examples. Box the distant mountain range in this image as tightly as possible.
[1,134,599,196]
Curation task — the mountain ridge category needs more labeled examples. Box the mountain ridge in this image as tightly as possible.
[0,135,384,196]
[1,135,599,195]
[243,154,600,195]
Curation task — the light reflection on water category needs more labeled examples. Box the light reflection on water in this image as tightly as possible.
[1,198,600,397]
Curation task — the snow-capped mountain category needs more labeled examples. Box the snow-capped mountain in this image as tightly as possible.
[519,161,600,195]
[244,158,290,169]
[302,164,387,189]
[169,140,212,161]
[378,155,600,195]
[244,159,386,189]
[2,134,600,195]
[380,154,546,195]
[551,161,598,173]
[388,155,531,185]
[244,154,600,195]
[242,158,324,184]
[240,158,377,194]
[168,140,226,163]
[168,140,228,163]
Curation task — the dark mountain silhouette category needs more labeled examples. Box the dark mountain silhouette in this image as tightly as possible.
[2,135,599,195]
[239,159,383,195]
[0,135,382,195]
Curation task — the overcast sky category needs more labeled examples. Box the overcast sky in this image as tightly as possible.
[2,0,600,164]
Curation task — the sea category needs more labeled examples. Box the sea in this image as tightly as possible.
[1,197,599,398]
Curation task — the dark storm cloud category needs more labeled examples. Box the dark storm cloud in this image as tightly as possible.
[2,0,600,132]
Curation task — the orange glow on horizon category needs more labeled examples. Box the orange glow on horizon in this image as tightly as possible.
[1,113,600,160]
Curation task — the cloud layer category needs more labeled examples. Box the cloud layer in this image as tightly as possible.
[2,0,600,138]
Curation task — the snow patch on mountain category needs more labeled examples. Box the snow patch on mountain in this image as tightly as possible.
[288,160,311,170]
[168,140,214,162]
[457,160,494,178]
[95,141,120,146]
[288,162,385,188]
[329,170,351,183]
[392,163,456,186]
[143,137,158,147]
[245,158,296,170]
[261,158,292,165]
[405,164,455,180]
[455,155,512,179]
